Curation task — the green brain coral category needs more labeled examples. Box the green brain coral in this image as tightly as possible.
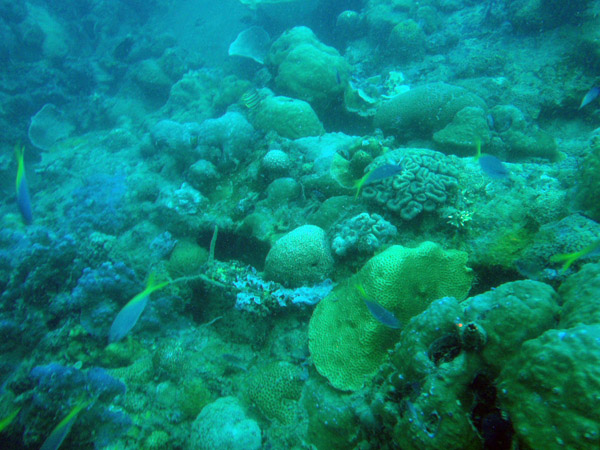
[246,361,304,424]
[308,242,473,391]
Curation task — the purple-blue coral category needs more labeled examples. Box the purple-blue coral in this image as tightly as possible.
[27,363,129,448]
[72,261,141,337]
[30,363,86,400]
[85,367,127,400]
[1,228,79,306]
[66,173,129,234]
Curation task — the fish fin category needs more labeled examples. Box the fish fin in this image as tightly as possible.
[549,252,580,272]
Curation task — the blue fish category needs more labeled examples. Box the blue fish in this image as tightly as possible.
[357,284,401,329]
[475,141,508,179]
[15,144,33,224]
[579,86,600,109]
[355,162,403,199]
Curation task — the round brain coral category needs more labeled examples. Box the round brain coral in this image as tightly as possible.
[308,242,473,391]
[264,225,334,287]
[246,361,304,424]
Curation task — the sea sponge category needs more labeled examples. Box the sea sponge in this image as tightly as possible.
[246,361,304,424]
[374,83,487,141]
[264,225,334,287]
[308,242,473,390]
[361,148,459,221]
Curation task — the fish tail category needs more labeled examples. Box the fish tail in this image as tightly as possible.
[550,252,581,272]
[474,140,482,160]
[14,144,25,191]
[353,172,370,200]
[14,143,33,225]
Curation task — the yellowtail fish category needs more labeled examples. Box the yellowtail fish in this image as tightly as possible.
[40,399,92,450]
[354,162,403,199]
[0,407,20,433]
[550,240,600,271]
[241,89,261,110]
[108,273,170,343]
[356,283,401,329]
[15,144,33,224]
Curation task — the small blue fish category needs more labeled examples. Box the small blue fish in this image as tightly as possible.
[355,162,403,199]
[475,141,508,179]
[357,284,401,329]
[15,144,33,224]
[579,86,600,109]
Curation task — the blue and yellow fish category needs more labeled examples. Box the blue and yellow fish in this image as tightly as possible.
[354,162,403,199]
[15,144,33,225]
[0,407,20,433]
[40,399,92,450]
[108,273,170,343]
[550,240,600,272]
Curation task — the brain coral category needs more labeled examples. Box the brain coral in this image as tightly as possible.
[246,361,304,424]
[361,148,459,220]
[264,225,334,287]
[308,241,473,391]
[374,82,487,140]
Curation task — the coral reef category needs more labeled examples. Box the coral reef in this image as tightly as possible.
[361,149,460,221]
[309,242,473,390]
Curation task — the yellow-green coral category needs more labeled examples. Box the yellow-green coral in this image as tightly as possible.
[246,361,304,424]
[308,242,473,391]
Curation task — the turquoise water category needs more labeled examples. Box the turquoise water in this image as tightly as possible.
[1,0,600,449]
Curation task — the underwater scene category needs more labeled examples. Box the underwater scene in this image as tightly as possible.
[2,0,600,448]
